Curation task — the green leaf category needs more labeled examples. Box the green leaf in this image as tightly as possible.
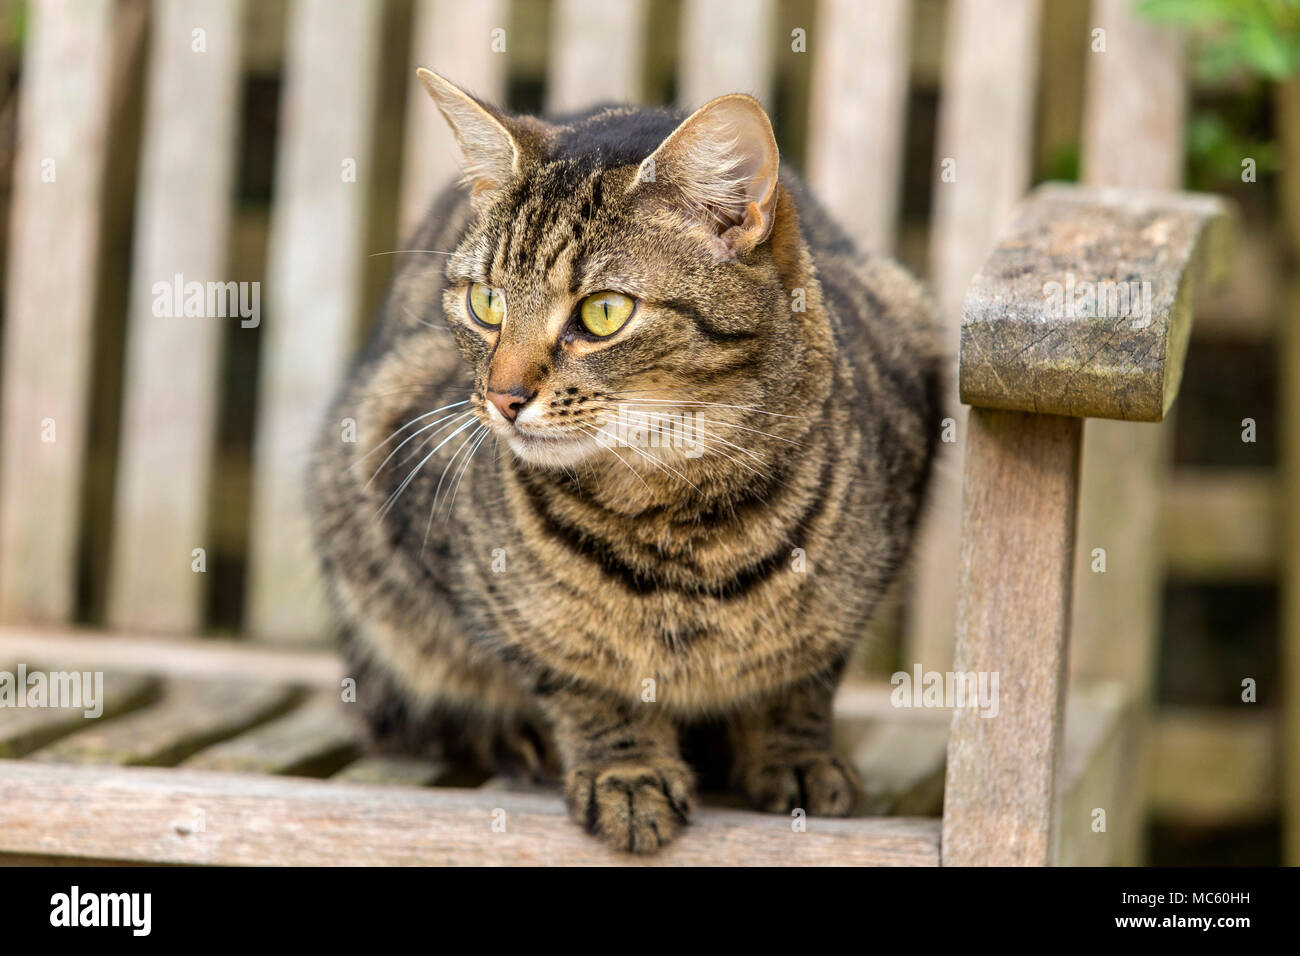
[1238,22,1294,76]
[1137,0,1256,25]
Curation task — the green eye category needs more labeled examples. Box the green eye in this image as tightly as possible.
[579,291,636,337]
[468,282,505,326]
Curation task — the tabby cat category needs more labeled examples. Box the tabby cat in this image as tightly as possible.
[309,70,941,854]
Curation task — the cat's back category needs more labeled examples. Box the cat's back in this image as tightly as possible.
[784,172,939,366]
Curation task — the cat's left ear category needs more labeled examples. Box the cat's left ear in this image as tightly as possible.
[631,94,780,258]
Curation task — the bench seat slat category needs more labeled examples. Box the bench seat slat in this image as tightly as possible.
[0,671,159,758]
[31,679,298,766]
[184,691,361,775]
[0,760,941,866]
[333,755,447,787]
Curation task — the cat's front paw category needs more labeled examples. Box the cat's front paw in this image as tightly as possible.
[564,758,696,854]
[736,751,863,816]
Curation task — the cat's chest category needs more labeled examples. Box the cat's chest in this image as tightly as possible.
[462,505,869,709]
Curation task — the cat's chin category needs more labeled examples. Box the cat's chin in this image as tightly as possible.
[505,431,600,469]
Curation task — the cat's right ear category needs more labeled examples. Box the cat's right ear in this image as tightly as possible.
[417,69,523,205]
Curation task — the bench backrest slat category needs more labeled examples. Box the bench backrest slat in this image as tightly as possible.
[547,0,647,113]
[246,0,385,643]
[107,0,245,634]
[0,0,117,624]
[677,0,776,110]
[904,0,1042,677]
[1066,1,1186,867]
[806,0,913,255]
[399,0,509,239]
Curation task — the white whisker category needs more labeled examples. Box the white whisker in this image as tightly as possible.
[377,416,479,519]
[363,409,477,490]
[348,401,470,471]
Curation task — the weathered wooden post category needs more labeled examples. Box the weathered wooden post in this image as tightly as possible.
[941,184,1233,865]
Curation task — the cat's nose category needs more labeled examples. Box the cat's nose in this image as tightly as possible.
[487,387,534,423]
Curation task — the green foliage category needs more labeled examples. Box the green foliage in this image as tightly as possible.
[1187,108,1278,188]
[1138,0,1300,79]
[5,1,25,49]
[1041,142,1081,183]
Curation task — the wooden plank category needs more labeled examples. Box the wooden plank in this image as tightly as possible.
[806,0,912,255]
[0,761,941,865]
[247,0,384,643]
[1163,470,1279,580]
[842,717,948,818]
[399,0,508,238]
[958,184,1233,422]
[1283,268,1300,863]
[907,0,1042,678]
[1081,0,1184,192]
[1055,681,1130,866]
[32,679,298,766]
[833,681,948,816]
[1033,0,1087,182]
[0,626,342,689]
[1148,708,1277,825]
[1071,0,1188,867]
[546,0,646,113]
[941,409,1081,866]
[677,0,775,109]
[1281,73,1300,863]
[0,0,116,623]
[333,755,447,787]
[184,692,360,775]
[1196,226,1279,339]
[108,0,244,634]
[0,671,159,758]
[479,774,550,793]
[928,0,1041,353]
[0,853,158,867]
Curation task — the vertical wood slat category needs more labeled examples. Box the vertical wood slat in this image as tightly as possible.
[546,0,647,113]
[107,0,244,634]
[677,0,775,110]
[906,0,1042,675]
[399,0,509,238]
[1070,0,1185,865]
[942,409,1082,866]
[1273,70,1300,867]
[247,0,384,643]
[0,0,117,623]
[1284,273,1300,865]
[806,0,913,255]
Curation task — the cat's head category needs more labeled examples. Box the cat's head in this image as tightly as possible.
[418,70,810,472]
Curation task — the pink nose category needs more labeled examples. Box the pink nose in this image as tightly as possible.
[487,388,532,422]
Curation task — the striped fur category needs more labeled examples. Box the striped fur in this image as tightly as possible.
[310,84,941,853]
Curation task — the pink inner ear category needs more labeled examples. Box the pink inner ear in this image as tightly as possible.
[687,106,778,245]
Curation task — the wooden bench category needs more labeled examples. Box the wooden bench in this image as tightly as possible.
[0,0,1257,865]
[0,182,1231,865]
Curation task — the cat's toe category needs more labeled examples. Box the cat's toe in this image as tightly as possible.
[737,752,862,817]
[564,759,696,854]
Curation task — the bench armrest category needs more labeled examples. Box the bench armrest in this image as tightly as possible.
[958,183,1235,421]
